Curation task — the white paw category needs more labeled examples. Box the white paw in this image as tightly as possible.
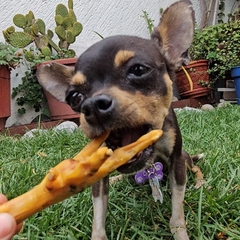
[171,226,190,240]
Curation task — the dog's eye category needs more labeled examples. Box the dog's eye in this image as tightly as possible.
[128,64,151,77]
[66,91,83,111]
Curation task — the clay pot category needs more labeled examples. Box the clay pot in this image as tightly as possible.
[175,60,211,100]
[0,65,11,130]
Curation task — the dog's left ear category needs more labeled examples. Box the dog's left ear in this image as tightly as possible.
[151,0,194,68]
[36,63,74,102]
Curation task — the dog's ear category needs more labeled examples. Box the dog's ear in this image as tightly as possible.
[151,0,194,68]
[36,63,74,102]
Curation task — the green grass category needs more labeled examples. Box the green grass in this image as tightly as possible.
[0,105,240,239]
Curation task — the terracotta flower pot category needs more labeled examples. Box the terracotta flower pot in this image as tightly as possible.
[37,58,80,121]
[0,65,11,130]
[175,60,211,99]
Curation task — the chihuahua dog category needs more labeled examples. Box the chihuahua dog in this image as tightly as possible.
[37,0,204,239]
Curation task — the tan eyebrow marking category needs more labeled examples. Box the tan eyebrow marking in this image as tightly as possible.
[114,50,135,68]
[71,71,86,85]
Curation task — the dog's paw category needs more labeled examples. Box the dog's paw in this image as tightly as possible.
[91,226,107,240]
[195,178,206,189]
[91,233,107,240]
[191,165,205,189]
[109,174,123,184]
[171,226,190,240]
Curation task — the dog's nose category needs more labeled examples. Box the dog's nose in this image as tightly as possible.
[81,94,114,125]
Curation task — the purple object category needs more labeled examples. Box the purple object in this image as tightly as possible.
[134,162,163,184]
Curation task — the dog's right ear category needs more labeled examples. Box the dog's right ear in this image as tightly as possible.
[36,63,74,102]
[151,0,194,69]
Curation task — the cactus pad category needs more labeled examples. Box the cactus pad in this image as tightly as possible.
[56,4,68,18]
[68,0,73,10]
[7,32,34,48]
[55,15,63,25]
[68,9,77,22]
[3,26,15,40]
[55,26,66,40]
[73,22,83,36]
[62,17,72,29]
[23,49,35,62]
[41,46,52,57]
[13,14,27,28]
[66,30,75,44]
[7,26,16,33]
[23,27,32,34]
[67,48,75,58]
[47,29,54,39]
[44,56,51,61]
[26,11,35,27]
[35,19,46,34]
[32,22,39,36]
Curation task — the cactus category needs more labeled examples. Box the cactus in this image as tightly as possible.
[13,14,27,28]
[26,11,35,26]
[68,0,73,10]
[56,4,69,18]
[73,22,83,36]
[35,19,46,35]
[54,0,83,50]
[55,26,65,40]
[6,32,34,48]
[69,9,77,22]
[3,0,82,60]
[41,46,52,57]
[47,29,54,39]
[23,49,35,62]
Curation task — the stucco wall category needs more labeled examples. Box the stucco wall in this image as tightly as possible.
[0,0,231,126]
[0,0,203,53]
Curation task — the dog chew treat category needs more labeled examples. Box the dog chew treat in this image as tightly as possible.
[0,130,163,224]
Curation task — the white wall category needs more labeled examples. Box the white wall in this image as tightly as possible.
[0,0,204,126]
[0,0,204,53]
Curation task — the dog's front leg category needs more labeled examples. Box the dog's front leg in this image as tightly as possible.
[91,176,109,240]
[169,156,189,240]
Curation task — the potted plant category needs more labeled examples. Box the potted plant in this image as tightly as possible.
[2,0,82,120]
[175,59,211,101]
[175,27,211,102]
[0,42,21,130]
[185,15,240,102]
[140,8,211,104]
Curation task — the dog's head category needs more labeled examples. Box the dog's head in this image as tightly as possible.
[37,0,194,173]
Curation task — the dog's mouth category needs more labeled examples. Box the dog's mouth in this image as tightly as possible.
[105,124,154,174]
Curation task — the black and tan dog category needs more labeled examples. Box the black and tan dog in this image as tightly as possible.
[37,0,204,239]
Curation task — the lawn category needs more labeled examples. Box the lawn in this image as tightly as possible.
[0,105,239,240]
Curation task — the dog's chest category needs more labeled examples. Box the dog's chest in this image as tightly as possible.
[153,128,176,164]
